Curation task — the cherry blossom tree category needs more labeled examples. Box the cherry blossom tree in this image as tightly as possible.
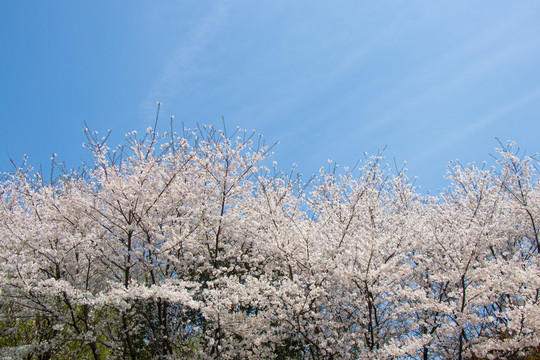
[1,122,539,359]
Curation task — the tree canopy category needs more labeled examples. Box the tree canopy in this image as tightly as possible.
[1,124,539,359]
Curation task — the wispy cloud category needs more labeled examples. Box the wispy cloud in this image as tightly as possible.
[339,3,540,140]
[140,3,231,122]
[414,86,540,162]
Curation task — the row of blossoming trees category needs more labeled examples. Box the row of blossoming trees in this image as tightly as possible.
[0,124,539,359]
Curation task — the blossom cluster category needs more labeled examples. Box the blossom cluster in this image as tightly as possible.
[0,127,538,359]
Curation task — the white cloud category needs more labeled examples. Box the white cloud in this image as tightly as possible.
[140,3,231,122]
[417,86,540,160]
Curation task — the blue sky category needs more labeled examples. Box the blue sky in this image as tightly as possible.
[1,1,540,192]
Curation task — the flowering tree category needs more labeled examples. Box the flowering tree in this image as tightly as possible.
[0,123,539,359]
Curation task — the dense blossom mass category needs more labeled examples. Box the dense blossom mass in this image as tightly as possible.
[0,125,539,359]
